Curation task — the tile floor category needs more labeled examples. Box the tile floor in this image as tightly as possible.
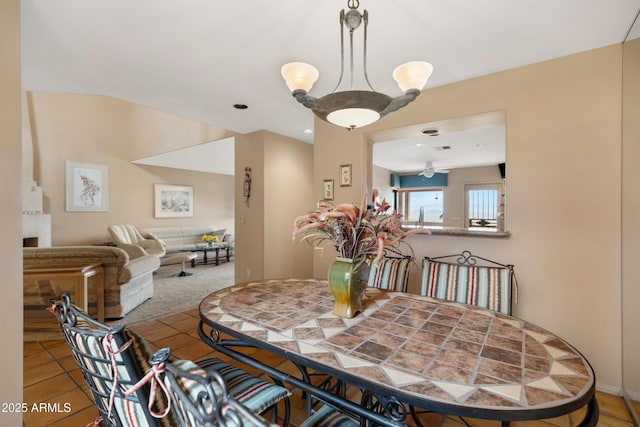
[23,307,640,427]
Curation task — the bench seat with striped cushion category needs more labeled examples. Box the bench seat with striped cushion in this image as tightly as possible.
[367,256,412,292]
[420,251,515,315]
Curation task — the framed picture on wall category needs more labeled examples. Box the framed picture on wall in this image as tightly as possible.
[65,161,109,212]
[340,164,352,187]
[322,179,334,201]
[154,184,194,218]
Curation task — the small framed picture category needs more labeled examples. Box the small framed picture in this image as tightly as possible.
[65,161,109,212]
[154,184,194,218]
[340,164,352,187]
[322,179,334,201]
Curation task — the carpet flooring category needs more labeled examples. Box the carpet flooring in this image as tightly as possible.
[110,261,235,326]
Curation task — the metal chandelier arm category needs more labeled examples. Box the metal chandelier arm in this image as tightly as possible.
[379,88,421,118]
[292,89,316,109]
[280,0,433,130]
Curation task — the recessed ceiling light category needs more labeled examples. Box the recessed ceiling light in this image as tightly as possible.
[303,129,314,135]
[233,104,248,110]
[421,128,439,136]
[416,143,425,147]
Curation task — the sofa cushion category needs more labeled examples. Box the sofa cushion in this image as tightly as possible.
[119,255,161,283]
[139,226,227,260]
[23,246,130,269]
[23,246,157,319]
[139,225,226,265]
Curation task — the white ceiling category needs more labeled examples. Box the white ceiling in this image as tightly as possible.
[20,0,640,174]
[131,136,235,175]
[373,125,506,174]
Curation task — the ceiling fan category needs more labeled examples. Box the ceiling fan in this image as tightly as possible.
[418,162,436,178]
[418,161,449,178]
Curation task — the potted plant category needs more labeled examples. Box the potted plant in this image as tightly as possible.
[293,189,429,318]
[201,233,220,248]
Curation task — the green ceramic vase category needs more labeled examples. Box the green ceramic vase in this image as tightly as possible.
[327,257,370,318]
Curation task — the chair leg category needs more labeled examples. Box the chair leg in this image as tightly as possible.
[177,260,192,277]
[269,397,290,427]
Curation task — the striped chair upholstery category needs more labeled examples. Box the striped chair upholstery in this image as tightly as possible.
[49,294,172,426]
[195,358,290,420]
[151,349,274,427]
[157,350,356,427]
[367,256,412,292]
[300,404,358,427]
[49,294,290,427]
[420,251,515,315]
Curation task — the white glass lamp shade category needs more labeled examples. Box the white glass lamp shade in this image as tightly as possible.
[281,62,319,93]
[392,61,434,92]
[326,108,380,129]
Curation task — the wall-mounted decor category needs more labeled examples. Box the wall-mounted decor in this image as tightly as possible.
[340,164,352,187]
[323,179,334,201]
[65,161,109,212]
[244,167,252,206]
[154,184,194,218]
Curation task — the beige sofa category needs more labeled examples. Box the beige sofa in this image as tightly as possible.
[139,225,228,265]
[23,246,160,319]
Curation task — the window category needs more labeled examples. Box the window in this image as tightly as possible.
[396,189,443,224]
[465,183,503,229]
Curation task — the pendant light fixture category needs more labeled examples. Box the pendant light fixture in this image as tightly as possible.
[281,0,433,131]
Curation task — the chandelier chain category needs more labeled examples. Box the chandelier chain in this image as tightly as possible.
[347,0,359,10]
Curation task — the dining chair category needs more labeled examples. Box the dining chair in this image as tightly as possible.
[148,347,272,427]
[152,346,359,427]
[48,294,291,426]
[420,250,516,315]
[367,255,412,292]
[414,251,517,426]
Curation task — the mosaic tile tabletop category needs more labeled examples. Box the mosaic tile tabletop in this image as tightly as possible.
[199,279,595,415]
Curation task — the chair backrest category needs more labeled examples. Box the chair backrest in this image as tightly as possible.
[367,256,412,292]
[108,224,145,245]
[420,250,515,315]
[149,348,271,427]
[49,294,171,426]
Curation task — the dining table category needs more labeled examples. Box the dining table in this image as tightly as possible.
[197,278,598,427]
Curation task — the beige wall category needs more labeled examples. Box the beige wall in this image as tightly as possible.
[26,92,235,246]
[0,0,23,425]
[234,131,314,282]
[315,45,624,391]
[234,132,266,281]
[622,37,640,399]
[263,132,315,279]
[372,165,394,203]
